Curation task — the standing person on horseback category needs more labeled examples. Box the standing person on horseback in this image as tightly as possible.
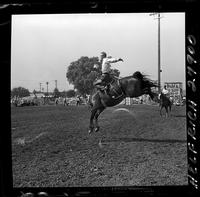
[161,85,170,98]
[159,85,172,117]
[94,52,123,94]
[158,85,169,102]
[162,85,169,95]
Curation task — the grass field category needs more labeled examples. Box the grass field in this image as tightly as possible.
[11,104,187,187]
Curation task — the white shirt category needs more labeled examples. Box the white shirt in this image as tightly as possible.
[162,88,169,95]
[101,57,120,74]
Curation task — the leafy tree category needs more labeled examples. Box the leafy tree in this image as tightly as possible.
[66,56,120,95]
[11,87,30,98]
[60,91,67,97]
[33,89,36,95]
[53,88,60,98]
[66,89,76,98]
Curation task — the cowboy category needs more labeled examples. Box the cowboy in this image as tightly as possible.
[162,85,169,96]
[94,52,123,92]
[158,85,169,102]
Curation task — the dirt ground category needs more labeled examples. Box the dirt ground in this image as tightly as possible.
[11,104,187,187]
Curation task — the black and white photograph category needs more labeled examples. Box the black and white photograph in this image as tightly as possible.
[11,13,187,187]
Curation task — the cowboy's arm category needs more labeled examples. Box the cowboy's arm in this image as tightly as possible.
[107,57,123,63]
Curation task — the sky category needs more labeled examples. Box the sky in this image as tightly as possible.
[11,13,185,92]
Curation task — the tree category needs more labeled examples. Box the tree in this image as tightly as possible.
[66,89,76,98]
[53,88,60,98]
[66,56,120,95]
[33,89,36,95]
[60,91,67,97]
[11,87,30,98]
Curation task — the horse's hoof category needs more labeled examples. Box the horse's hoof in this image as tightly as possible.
[94,126,100,132]
[88,128,93,134]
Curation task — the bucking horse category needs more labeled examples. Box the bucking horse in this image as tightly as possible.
[88,71,158,133]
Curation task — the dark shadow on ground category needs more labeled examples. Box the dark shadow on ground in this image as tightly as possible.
[105,137,186,144]
[171,114,186,118]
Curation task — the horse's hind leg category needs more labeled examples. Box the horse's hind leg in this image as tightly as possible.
[165,107,168,118]
[89,109,97,134]
[169,104,172,112]
[168,106,171,117]
[160,106,163,117]
[94,107,105,132]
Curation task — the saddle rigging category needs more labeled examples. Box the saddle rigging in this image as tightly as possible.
[94,75,124,99]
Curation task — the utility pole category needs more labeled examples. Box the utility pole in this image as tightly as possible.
[46,82,49,95]
[39,83,42,92]
[55,80,57,89]
[158,13,161,93]
[150,13,162,93]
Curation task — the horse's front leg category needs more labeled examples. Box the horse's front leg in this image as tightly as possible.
[89,109,97,134]
[94,108,105,132]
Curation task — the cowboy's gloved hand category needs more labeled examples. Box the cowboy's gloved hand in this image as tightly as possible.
[118,58,123,62]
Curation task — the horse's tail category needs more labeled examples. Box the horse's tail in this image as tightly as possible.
[151,92,159,102]
[143,78,158,89]
[132,71,158,101]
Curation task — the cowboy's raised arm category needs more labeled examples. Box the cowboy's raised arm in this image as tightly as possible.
[106,57,123,63]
